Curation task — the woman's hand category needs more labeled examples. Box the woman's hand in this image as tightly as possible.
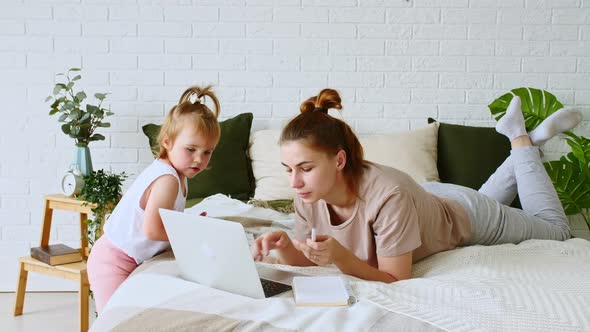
[251,231,291,261]
[292,235,348,266]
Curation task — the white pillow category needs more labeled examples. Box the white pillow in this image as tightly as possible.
[249,122,439,200]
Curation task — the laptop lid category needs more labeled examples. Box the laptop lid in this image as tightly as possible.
[159,208,266,299]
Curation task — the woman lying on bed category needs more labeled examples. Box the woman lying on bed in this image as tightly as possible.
[251,88,583,283]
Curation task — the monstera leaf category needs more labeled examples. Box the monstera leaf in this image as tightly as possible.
[544,156,590,216]
[488,87,564,132]
[564,133,590,174]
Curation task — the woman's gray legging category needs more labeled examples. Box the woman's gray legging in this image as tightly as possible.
[422,146,570,245]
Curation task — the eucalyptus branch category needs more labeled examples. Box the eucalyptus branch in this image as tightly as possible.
[46,68,112,148]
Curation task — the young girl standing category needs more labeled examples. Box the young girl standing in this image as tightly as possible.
[87,85,221,313]
[252,89,582,284]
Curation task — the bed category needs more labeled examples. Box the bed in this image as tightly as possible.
[90,195,590,332]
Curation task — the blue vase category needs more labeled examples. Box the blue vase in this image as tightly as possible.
[73,146,93,176]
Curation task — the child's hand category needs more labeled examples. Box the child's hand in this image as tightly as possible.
[251,231,290,261]
[293,235,347,266]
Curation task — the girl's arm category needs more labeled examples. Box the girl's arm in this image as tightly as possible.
[142,175,180,241]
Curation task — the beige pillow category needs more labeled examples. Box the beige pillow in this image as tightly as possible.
[249,122,439,200]
[249,130,294,200]
[360,122,439,184]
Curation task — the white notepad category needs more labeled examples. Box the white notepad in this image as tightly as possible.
[292,275,356,306]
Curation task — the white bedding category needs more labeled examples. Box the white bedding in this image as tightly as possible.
[91,195,590,332]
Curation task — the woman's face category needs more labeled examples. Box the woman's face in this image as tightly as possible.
[280,140,342,204]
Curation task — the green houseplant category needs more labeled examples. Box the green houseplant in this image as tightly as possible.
[78,169,128,247]
[489,87,590,230]
[45,68,114,176]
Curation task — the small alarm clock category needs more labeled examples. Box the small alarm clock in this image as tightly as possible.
[60,165,85,197]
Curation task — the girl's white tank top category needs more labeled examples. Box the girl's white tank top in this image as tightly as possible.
[103,159,187,264]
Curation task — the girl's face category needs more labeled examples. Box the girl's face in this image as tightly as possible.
[280,140,343,204]
[163,124,217,180]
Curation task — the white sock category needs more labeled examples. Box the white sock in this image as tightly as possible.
[529,107,583,146]
[496,96,527,142]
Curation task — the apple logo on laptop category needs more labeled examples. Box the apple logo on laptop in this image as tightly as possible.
[200,242,217,262]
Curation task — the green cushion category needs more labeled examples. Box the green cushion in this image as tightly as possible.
[142,113,255,201]
[428,118,521,208]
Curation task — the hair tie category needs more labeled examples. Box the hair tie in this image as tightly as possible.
[314,107,328,114]
[194,94,205,105]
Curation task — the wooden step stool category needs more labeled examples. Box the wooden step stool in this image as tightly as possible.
[14,194,97,332]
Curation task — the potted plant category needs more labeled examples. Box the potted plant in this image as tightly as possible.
[489,87,590,231]
[45,68,114,176]
[78,169,128,248]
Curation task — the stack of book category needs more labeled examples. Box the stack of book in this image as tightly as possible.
[30,244,83,265]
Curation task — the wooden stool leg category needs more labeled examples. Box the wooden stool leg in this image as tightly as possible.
[14,261,28,316]
[79,273,90,332]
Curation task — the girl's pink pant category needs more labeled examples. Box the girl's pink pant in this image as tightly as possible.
[87,236,138,313]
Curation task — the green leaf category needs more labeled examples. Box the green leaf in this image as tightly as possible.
[94,93,108,100]
[50,99,60,109]
[66,82,74,90]
[564,133,590,169]
[53,84,65,95]
[69,109,80,120]
[58,113,68,122]
[97,122,110,128]
[72,75,82,81]
[87,104,100,114]
[61,123,71,135]
[105,111,114,116]
[69,68,81,72]
[62,102,75,111]
[49,108,59,115]
[75,91,87,101]
[488,87,564,132]
[544,159,590,215]
[80,113,90,122]
[45,96,53,102]
[89,133,106,141]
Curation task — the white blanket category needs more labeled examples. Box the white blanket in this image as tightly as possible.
[93,195,590,331]
[357,238,590,332]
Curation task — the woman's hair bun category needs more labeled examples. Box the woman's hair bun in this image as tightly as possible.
[300,88,342,114]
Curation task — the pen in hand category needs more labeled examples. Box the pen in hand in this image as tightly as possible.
[311,228,316,242]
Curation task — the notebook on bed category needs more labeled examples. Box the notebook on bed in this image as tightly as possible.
[159,208,294,299]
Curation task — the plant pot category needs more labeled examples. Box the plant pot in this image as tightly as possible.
[73,146,93,177]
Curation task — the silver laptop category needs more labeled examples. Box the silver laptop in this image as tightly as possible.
[159,208,294,299]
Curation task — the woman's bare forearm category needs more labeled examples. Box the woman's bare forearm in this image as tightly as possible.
[336,251,397,283]
[276,242,315,266]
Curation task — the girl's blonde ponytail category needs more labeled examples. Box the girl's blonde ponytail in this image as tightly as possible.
[177,85,220,119]
[157,85,221,159]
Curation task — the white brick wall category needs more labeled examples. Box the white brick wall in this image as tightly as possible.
[1,0,589,292]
